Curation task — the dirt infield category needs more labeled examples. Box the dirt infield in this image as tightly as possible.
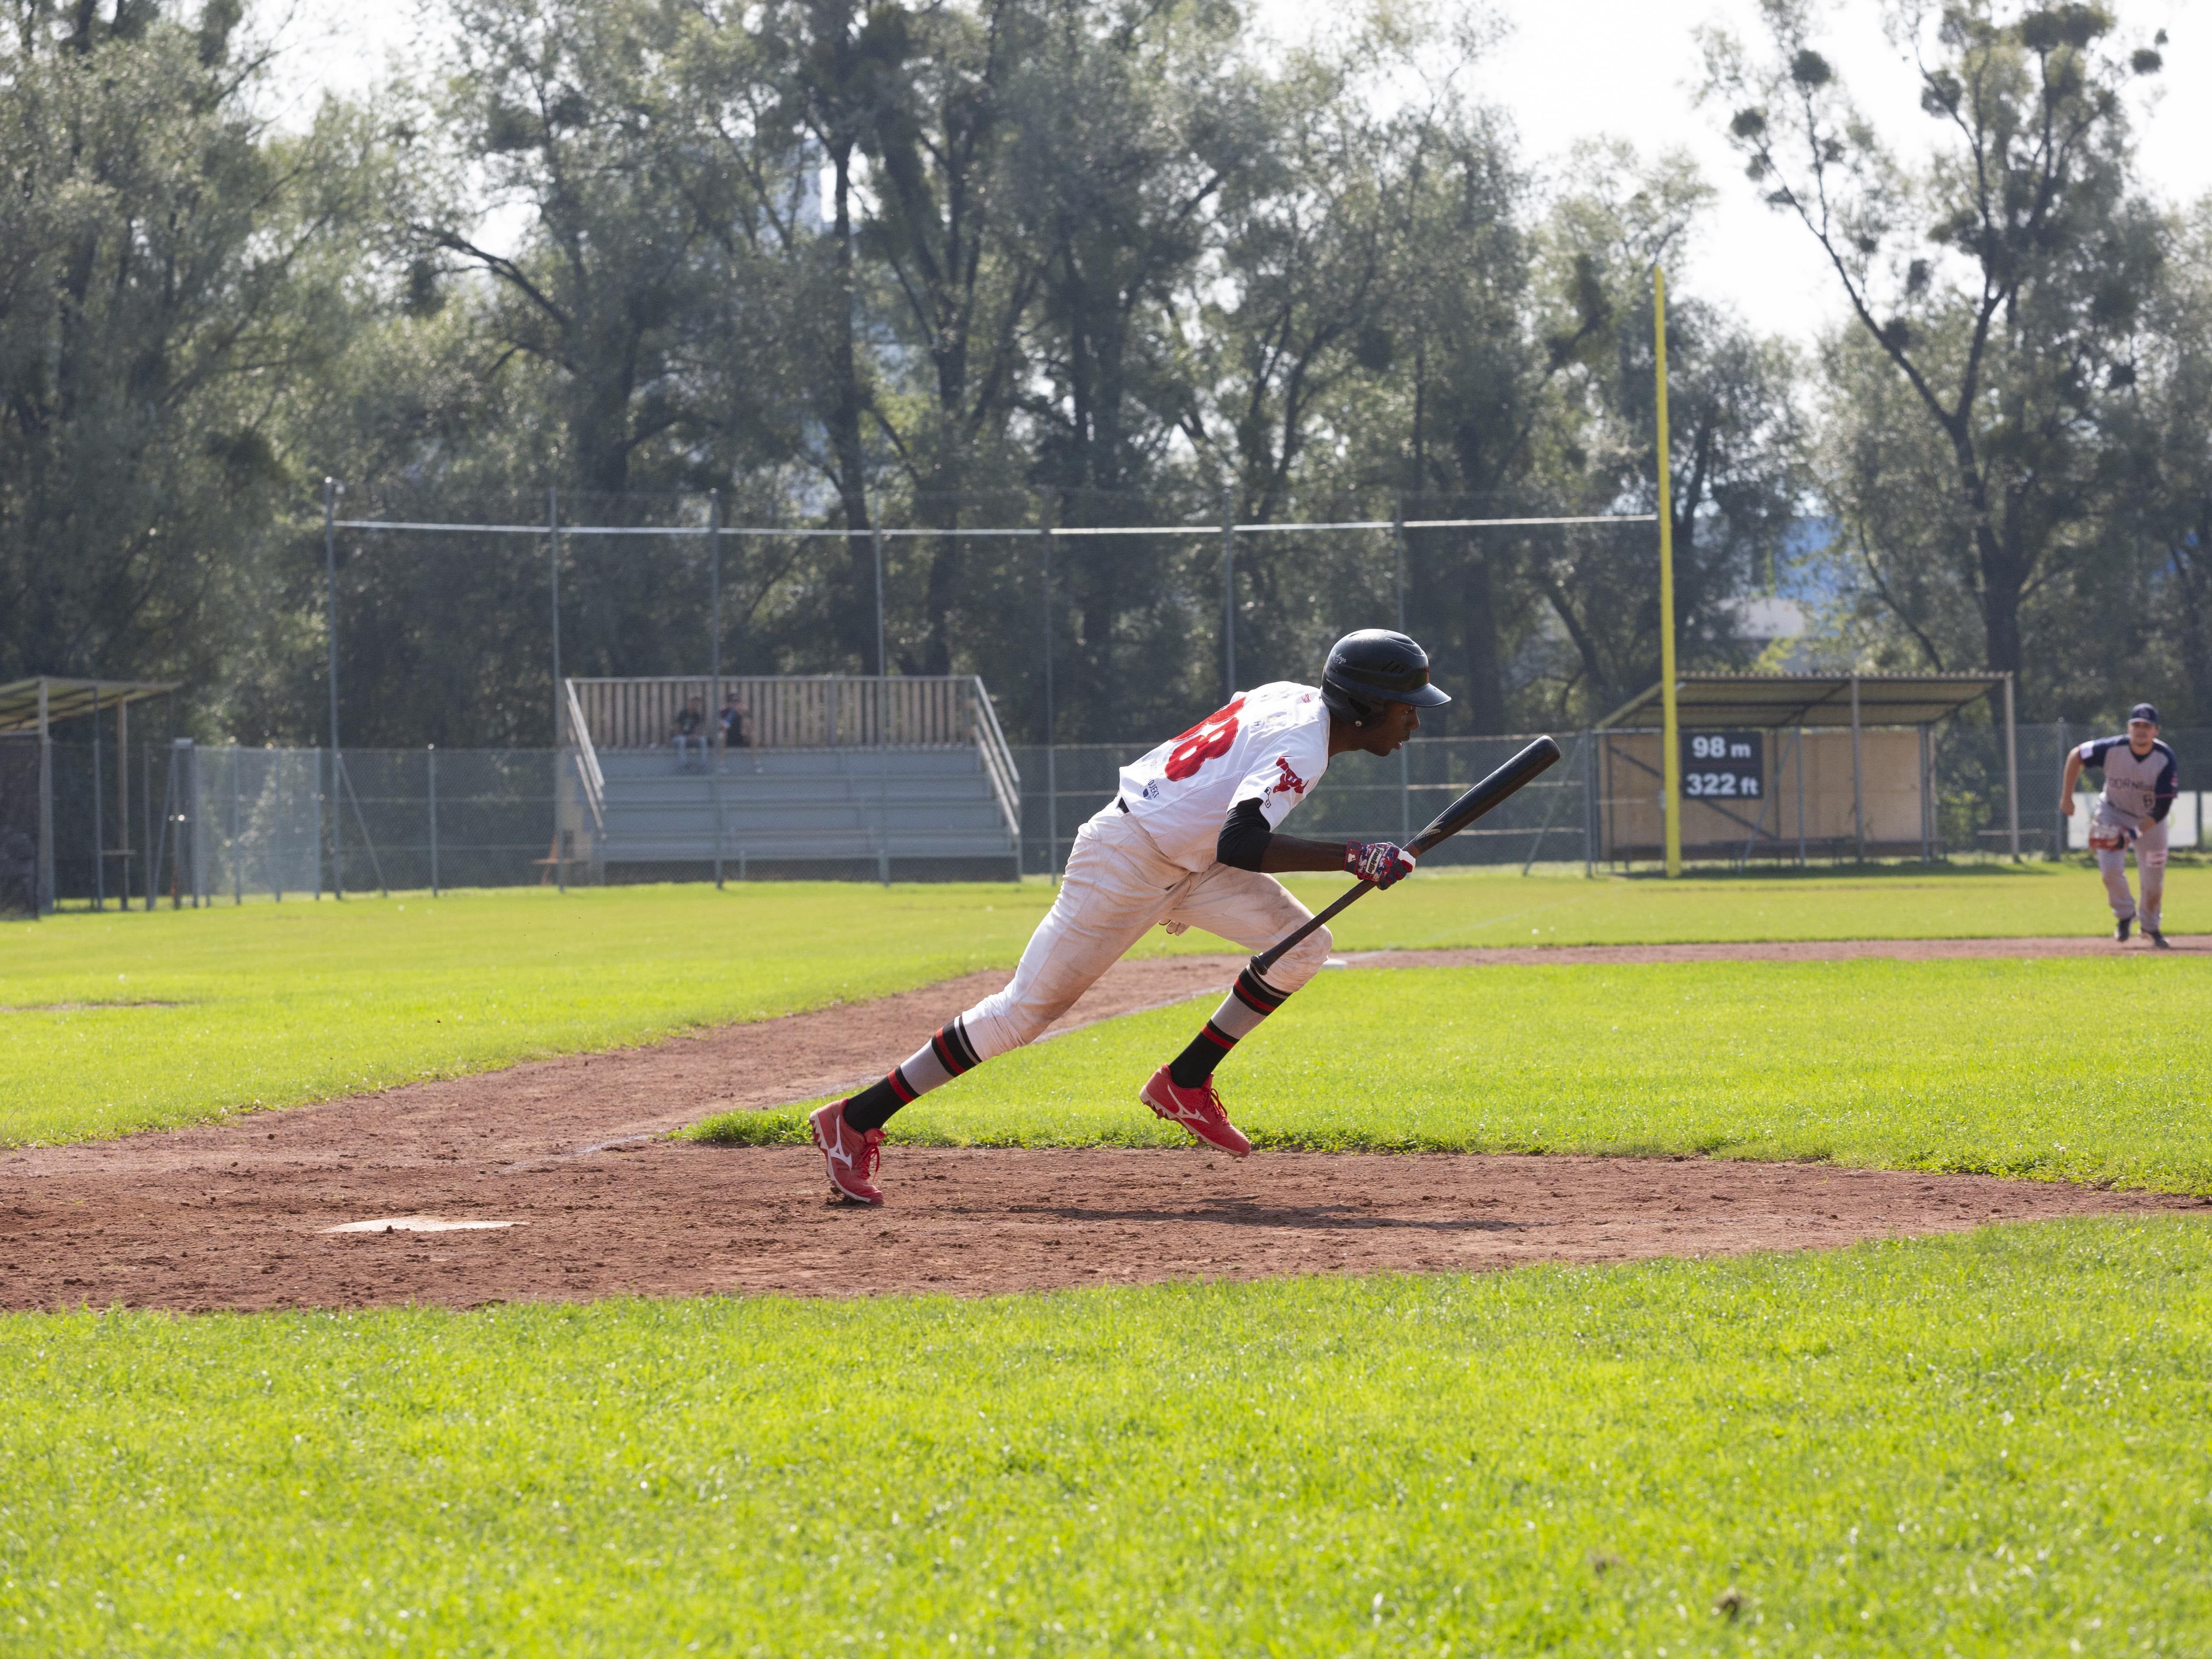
[3,937,2202,1315]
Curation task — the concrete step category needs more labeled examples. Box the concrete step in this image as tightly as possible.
[593,742,1014,868]
[597,809,1004,836]
[603,833,1016,862]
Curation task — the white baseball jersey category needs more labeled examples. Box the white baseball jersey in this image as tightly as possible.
[1111,682,1332,872]
[2076,736,2178,826]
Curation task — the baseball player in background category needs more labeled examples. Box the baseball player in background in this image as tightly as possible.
[808,629,1451,1205]
[2060,701,2179,947]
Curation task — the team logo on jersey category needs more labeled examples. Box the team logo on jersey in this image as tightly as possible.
[1268,756,1307,797]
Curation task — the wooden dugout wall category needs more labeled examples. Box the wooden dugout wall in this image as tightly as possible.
[1599,728,1930,861]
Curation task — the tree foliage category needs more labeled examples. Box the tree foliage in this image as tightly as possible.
[1707,0,2170,713]
[41,0,2212,751]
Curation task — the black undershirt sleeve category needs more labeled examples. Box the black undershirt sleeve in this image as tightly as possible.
[2153,751,2179,822]
[1216,798,1272,871]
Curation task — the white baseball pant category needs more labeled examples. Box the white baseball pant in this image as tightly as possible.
[2092,802,2167,930]
[960,806,1332,1062]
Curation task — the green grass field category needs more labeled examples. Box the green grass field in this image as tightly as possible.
[3,1220,2206,1655]
[699,957,2212,1194]
[10,875,2210,1653]
[3,864,2201,1147]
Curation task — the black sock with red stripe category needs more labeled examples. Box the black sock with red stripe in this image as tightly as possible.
[1167,965,1290,1088]
[842,1018,983,1132]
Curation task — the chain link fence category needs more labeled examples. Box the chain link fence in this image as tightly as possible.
[1012,736,1597,877]
[13,721,2207,909]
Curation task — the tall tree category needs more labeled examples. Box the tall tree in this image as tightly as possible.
[861,0,1039,674]
[1706,0,2164,701]
[0,0,362,690]
[424,0,713,499]
[1522,146,1806,717]
[1005,0,1262,737]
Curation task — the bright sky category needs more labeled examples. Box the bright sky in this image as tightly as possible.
[257,0,2209,350]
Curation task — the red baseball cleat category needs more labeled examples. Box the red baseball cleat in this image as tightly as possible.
[810,1100,886,1205]
[1139,1066,1252,1158]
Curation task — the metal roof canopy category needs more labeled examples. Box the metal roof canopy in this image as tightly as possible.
[1597,672,2008,731]
[0,677,179,736]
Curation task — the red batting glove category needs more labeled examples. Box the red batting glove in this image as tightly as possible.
[1344,840,1416,889]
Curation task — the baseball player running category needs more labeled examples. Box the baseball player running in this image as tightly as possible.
[808,629,1450,1205]
[2060,701,2179,947]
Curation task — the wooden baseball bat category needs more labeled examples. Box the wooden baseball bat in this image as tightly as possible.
[1249,735,1562,977]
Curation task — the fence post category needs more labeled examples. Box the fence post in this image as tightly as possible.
[1795,728,1807,867]
[1042,524,1058,880]
[92,687,104,911]
[150,749,167,909]
[428,744,439,897]
[35,679,52,915]
[118,699,130,906]
[1583,728,1596,877]
[1919,724,1932,862]
[143,741,154,910]
[1394,507,1411,842]
[1849,673,1865,861]
[232,745,243,904]
[324,478,345,900]
[710,489,724,890]
[190,741,205,907]
[314,746,324,899]
[1220,493,1236,703]
[871,513,888,679]
[549,488,565,896]
[2002,672,2021,863]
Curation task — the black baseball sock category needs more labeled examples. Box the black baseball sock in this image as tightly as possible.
[1167,966,1290,1088]
[842,1018,983,1132]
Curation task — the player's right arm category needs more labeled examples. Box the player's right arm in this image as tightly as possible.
[1214,802,1413,884]
[2059,747,2085,814]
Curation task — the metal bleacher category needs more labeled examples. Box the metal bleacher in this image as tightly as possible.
[560,675,1021,882]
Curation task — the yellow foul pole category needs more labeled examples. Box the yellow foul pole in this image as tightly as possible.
[1654,265,1681,878]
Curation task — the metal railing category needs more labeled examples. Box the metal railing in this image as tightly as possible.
[966,674,1023,841]
[570,674,977,750]
[563,680,606,833]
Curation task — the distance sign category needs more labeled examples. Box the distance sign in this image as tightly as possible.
[1682,730,1764,799]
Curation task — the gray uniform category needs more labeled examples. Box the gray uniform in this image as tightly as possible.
[2076,736,2178,929]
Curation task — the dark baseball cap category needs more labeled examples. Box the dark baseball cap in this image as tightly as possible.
[2129,702,2161,725]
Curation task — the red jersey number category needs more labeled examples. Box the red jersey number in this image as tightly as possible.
[1163,699,1244,782]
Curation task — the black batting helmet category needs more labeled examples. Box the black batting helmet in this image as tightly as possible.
[1320,629,1452,724]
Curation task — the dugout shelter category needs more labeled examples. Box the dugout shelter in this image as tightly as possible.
[1594,672,2018,866]
[0,676,179,916]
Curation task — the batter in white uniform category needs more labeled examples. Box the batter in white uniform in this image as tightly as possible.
[809,629,1449,1205]
[2060,702,2179,947]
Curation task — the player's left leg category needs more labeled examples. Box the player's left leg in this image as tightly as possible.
[812,811,1179,1201]
[1136,868,1333,1156]
[2093,810,2137,939]
[2136,821,2170,946]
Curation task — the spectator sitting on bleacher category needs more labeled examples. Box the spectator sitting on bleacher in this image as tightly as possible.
[672,695,710,771]
[720,690,761,773]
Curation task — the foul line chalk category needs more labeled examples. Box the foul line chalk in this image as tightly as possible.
[322,1216,519,1234]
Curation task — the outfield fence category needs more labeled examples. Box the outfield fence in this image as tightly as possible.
[17,721,2198,909]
